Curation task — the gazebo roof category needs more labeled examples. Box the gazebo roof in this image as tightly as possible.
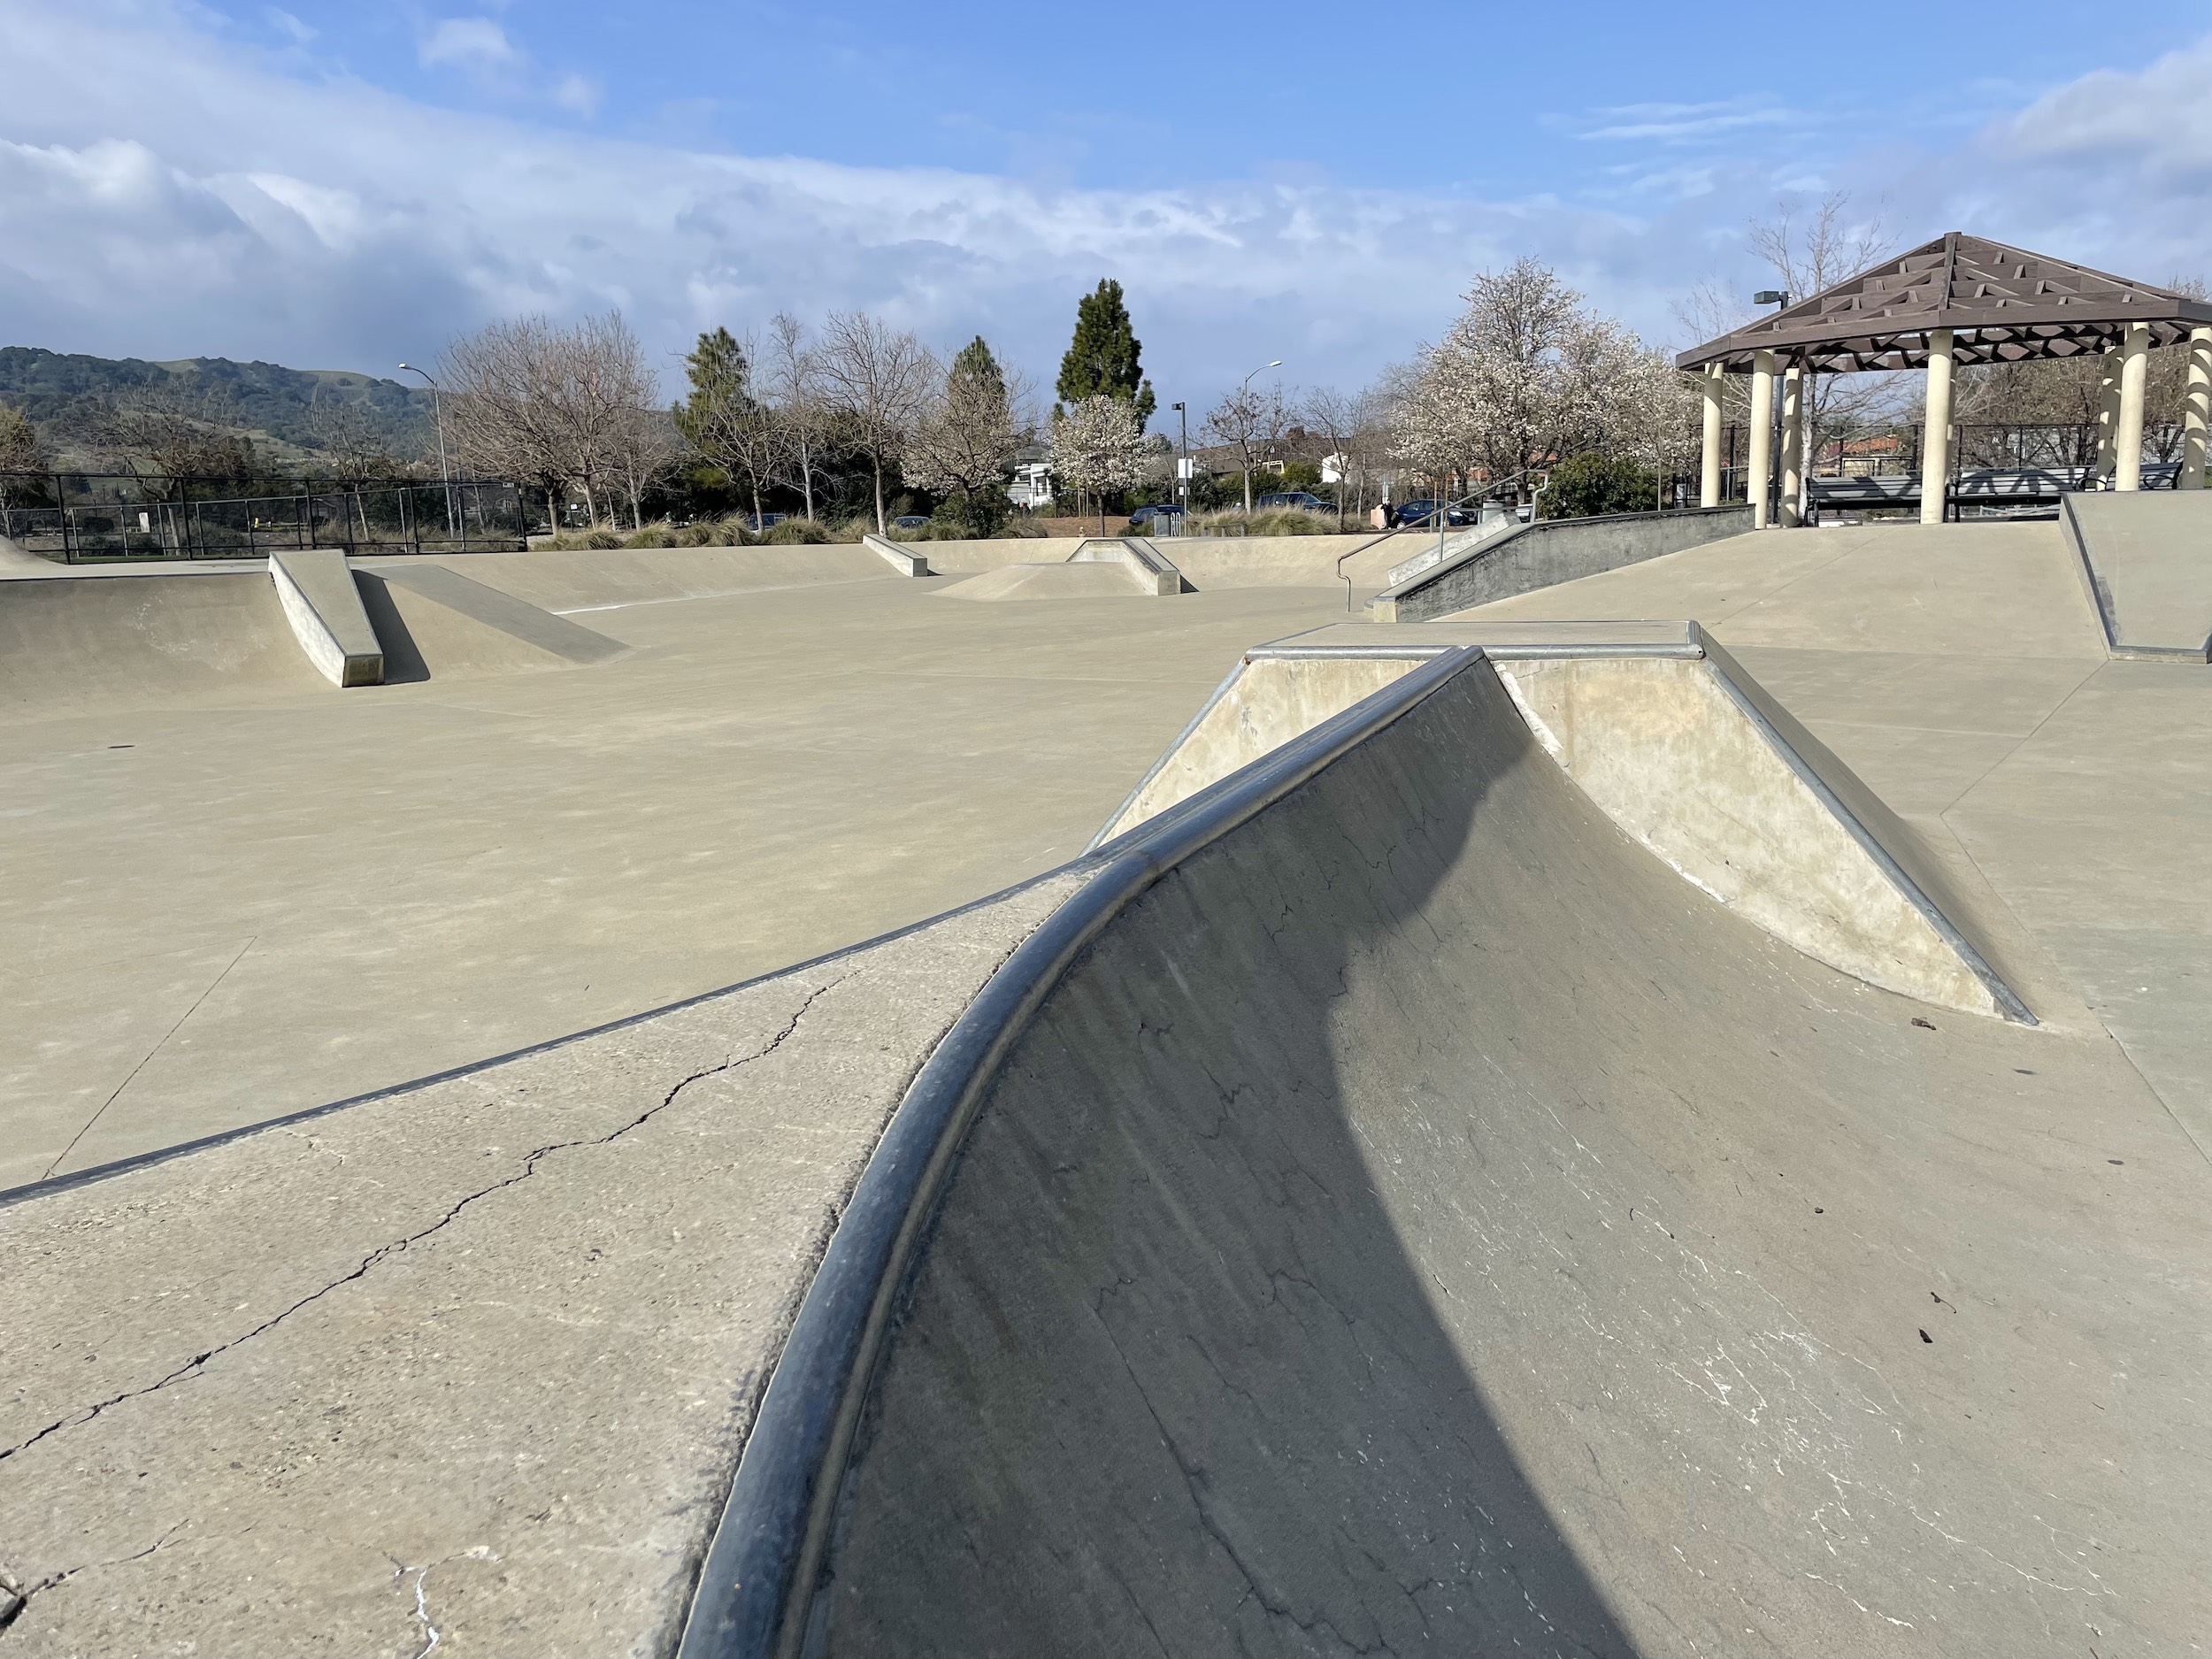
[1677,231,2212,373]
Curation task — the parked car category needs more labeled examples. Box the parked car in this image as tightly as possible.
[740,512,787,532]
[1393,499,1472,528]
[1127,504,1186,529]
[890,514,931,531]
[1255,490,1331,512]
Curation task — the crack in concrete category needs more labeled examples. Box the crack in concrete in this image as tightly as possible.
[0,1522,184,1640]
[0,979,840,1469]
[1085,1295,1393,1656]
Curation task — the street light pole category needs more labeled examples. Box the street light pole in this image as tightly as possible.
[1171,401,1187,530]
[398,363,457,538]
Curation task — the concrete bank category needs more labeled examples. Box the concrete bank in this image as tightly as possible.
[703,650,2211,1657]
[1373,503,1755,621]
[0,872,1083,1655]
[2060,490,2212,661]
[1094,622,2029,1020]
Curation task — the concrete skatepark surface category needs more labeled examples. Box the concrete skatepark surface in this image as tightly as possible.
[4,517,2211,1655]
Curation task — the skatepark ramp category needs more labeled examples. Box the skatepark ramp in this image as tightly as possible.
[685,646,2203,1656]
[1091,622,2028,1022]
[2059,490,2212,660]
[5,639,2204,1655]
[1372,503,1754,622]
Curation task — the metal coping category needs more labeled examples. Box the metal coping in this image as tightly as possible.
[2057,494,2212,663]
[1693,626,2036,1025]
[672,646,1483,1659]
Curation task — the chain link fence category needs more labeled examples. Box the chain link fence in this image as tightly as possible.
[0,473,529,563]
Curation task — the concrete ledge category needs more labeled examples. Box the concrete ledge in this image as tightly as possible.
[861,534,932,577]
[1372,504,1755,622]
[1069,537,1184,595]
[268,549,384,687]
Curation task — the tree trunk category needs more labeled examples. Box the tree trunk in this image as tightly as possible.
[1241,465,1253,512]
[800,435,816,519]
[872,456,887,534]
[751,477,764,531]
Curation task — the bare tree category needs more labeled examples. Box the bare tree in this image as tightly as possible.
[1298,387,1362,529]
[1202,380,1290,511]
[85,382,257,494]
[672,326,783,527]
[0,403,44,535]
[1052,396,1148,533]
[443,316,576,533]
[611,403,683,529]
[815,311,935,534]
[902,336,1032,533]
[442,311,658,532]
[764,313,836,520]
[308,393,396,486]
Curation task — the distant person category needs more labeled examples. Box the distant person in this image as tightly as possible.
[1371,504,1391,530]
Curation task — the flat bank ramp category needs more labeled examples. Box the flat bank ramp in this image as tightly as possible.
[358,563,626,678]
[695,649,2212,1658]
[2060,491,2212,659]
[0,567,328,713]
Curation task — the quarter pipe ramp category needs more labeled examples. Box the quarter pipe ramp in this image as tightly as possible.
[689,649,2210,1658]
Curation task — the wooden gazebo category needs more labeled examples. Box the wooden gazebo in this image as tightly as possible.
[1676,232,2212,526]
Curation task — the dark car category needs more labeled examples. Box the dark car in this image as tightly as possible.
[1256,490,1330,512]
[740,512,787,532]
[1127,504,1186,529]
[890,514,932,531]
[1394,499,1472,528]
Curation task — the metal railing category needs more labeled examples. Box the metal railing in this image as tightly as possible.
[0,472,529,564]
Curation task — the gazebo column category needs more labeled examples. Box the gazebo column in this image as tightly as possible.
[1779,357,1806,527]
[1921,327,1954,526]
[2114,324,2150,491]
[2094,349,2120,483]
[2185,326,2212,491]
[1747,349,1777,528]
[1699,363,1724,508]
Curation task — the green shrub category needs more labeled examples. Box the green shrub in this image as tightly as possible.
[626,524,677,548]
[762,518,832,545]
[580,528,624,549]
[931,492,1009,540]
[1540,451,1659,519]
[1186,507,1336,536]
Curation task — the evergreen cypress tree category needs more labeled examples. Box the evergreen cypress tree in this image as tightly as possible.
[1055,280,1156,428]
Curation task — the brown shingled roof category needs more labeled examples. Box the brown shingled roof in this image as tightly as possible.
[1677,231,2212,373]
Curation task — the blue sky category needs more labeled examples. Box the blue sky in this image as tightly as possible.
[7,0,2212,411]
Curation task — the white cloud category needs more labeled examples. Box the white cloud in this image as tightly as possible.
[550,72,602,117]
[4,1,2211,399]
[263,6,313,45]
[419,17,518,71]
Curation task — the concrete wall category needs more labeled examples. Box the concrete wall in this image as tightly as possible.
[1374,505,1755,622]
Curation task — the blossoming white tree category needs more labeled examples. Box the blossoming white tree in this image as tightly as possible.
[1051,395,1147,531]
[1397,258,1683,504]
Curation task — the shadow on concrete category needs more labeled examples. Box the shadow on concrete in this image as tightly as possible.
[351,570,431,684]
[808,667,1639,1655]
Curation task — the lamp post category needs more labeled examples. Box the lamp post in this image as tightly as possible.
[1240,360,1282,514]
[397,363,457,538]
[1171,401,1188,529]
